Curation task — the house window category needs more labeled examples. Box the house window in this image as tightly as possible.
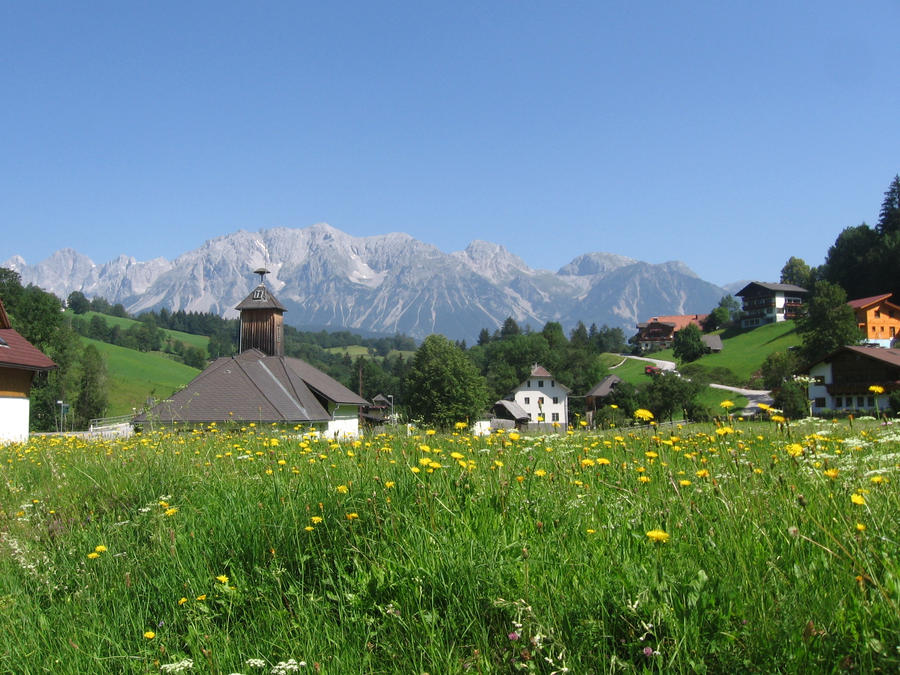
[524,397,530,405]
[875,310,881,318]
[892,327,896,337]
[552,396,559,404]
[868,396,875,407]
[551,413,560,422]
[814,376,825,384]
[538,397,544,405]
[527,380,531,387]
[857,396,865,407]
[814,398,826,408]
[551,380,555,387]
[538,380,544,388]
[834,396,842,408]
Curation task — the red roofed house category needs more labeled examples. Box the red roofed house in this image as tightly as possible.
[634,314,707,351]
[848,293,900,348]
[806,345,900,414]
[0,299,57,443]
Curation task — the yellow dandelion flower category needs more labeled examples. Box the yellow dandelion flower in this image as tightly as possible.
[534,469,547,477]
[196,594,206,601]
[868,385,884,395]
[411,466,421,473]
[178,597,188,605]
[696,469,710,478]
[646,529,670,543]
[165,507,178,516]
[305,526,315,532]
[638,476,651,483]
[144,631,156,639]
[311,516,323,524]
[508,432,520,441]
[581,458,595,467]
[346,512,359,520]
[216,574,229,584]
[679,480,692,487]
[596,457,611,465]
[785,443,804,457]
[634,409,654,422]
[719,400,734,409]
[384,481,395,488]
[823,468,839,480]
[336,484,349,494]
[856,522,866,532]
[851,494,866,506]
[94,545,107,553]
[870,475,885,484]
[87,552,100,559]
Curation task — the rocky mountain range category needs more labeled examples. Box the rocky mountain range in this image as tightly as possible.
[4,224,728,341]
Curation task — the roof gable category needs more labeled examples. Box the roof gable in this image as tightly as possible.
[735,281,808,297]
[0,328,57,372]
[847,293,893,310]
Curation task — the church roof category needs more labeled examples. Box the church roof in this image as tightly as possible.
[136,349,367,424]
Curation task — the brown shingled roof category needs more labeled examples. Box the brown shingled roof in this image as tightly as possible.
[0,329,57,371]
[136,349,367,424]
[0,299,56,372]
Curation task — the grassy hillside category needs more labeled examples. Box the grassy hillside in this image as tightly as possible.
[87,338,200,416]
[70,311,211,351]
[647,321,801,382]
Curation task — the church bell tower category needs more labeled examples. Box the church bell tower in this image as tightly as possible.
[235,268,286,356]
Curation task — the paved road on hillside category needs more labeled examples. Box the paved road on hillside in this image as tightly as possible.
[613,355,774,417]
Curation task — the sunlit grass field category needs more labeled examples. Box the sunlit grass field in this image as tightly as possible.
[1,416,897,673]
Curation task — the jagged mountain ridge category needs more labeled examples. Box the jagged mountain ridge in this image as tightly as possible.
[4,224,727,341]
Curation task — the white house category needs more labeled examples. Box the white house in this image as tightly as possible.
[507,364,570,429]
[735,282,808,328]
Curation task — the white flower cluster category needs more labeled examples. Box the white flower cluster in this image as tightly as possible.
[271,660,306,674]
[160,658,193,673]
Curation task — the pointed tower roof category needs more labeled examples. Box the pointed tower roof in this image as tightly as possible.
[235,268,285,312]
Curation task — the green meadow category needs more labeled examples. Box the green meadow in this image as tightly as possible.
[2,418,897,673]
[86,338,200,416]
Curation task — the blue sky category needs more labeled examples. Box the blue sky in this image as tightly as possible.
[2,1,898,287]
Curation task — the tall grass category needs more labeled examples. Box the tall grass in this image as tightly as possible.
[1,418,897,673]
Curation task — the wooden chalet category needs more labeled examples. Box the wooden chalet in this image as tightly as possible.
[0,298,57,443]
[806,345,900,414]
[735,282,807,328]
[848,293,900,348]
[634,314,707,351]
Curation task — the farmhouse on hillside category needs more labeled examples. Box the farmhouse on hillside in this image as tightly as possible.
[805,345,900,415]
[502,364,569,429]
[848,293,900,348]
[633,314,707,351]
[137,270,369,438]
[0,298,57,443]
[735,282,808,328]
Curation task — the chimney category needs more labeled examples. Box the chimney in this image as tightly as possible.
[235,268,286,356]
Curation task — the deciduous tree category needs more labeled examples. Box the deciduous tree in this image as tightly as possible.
[405,334,489,428]
[796,281,861,366]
